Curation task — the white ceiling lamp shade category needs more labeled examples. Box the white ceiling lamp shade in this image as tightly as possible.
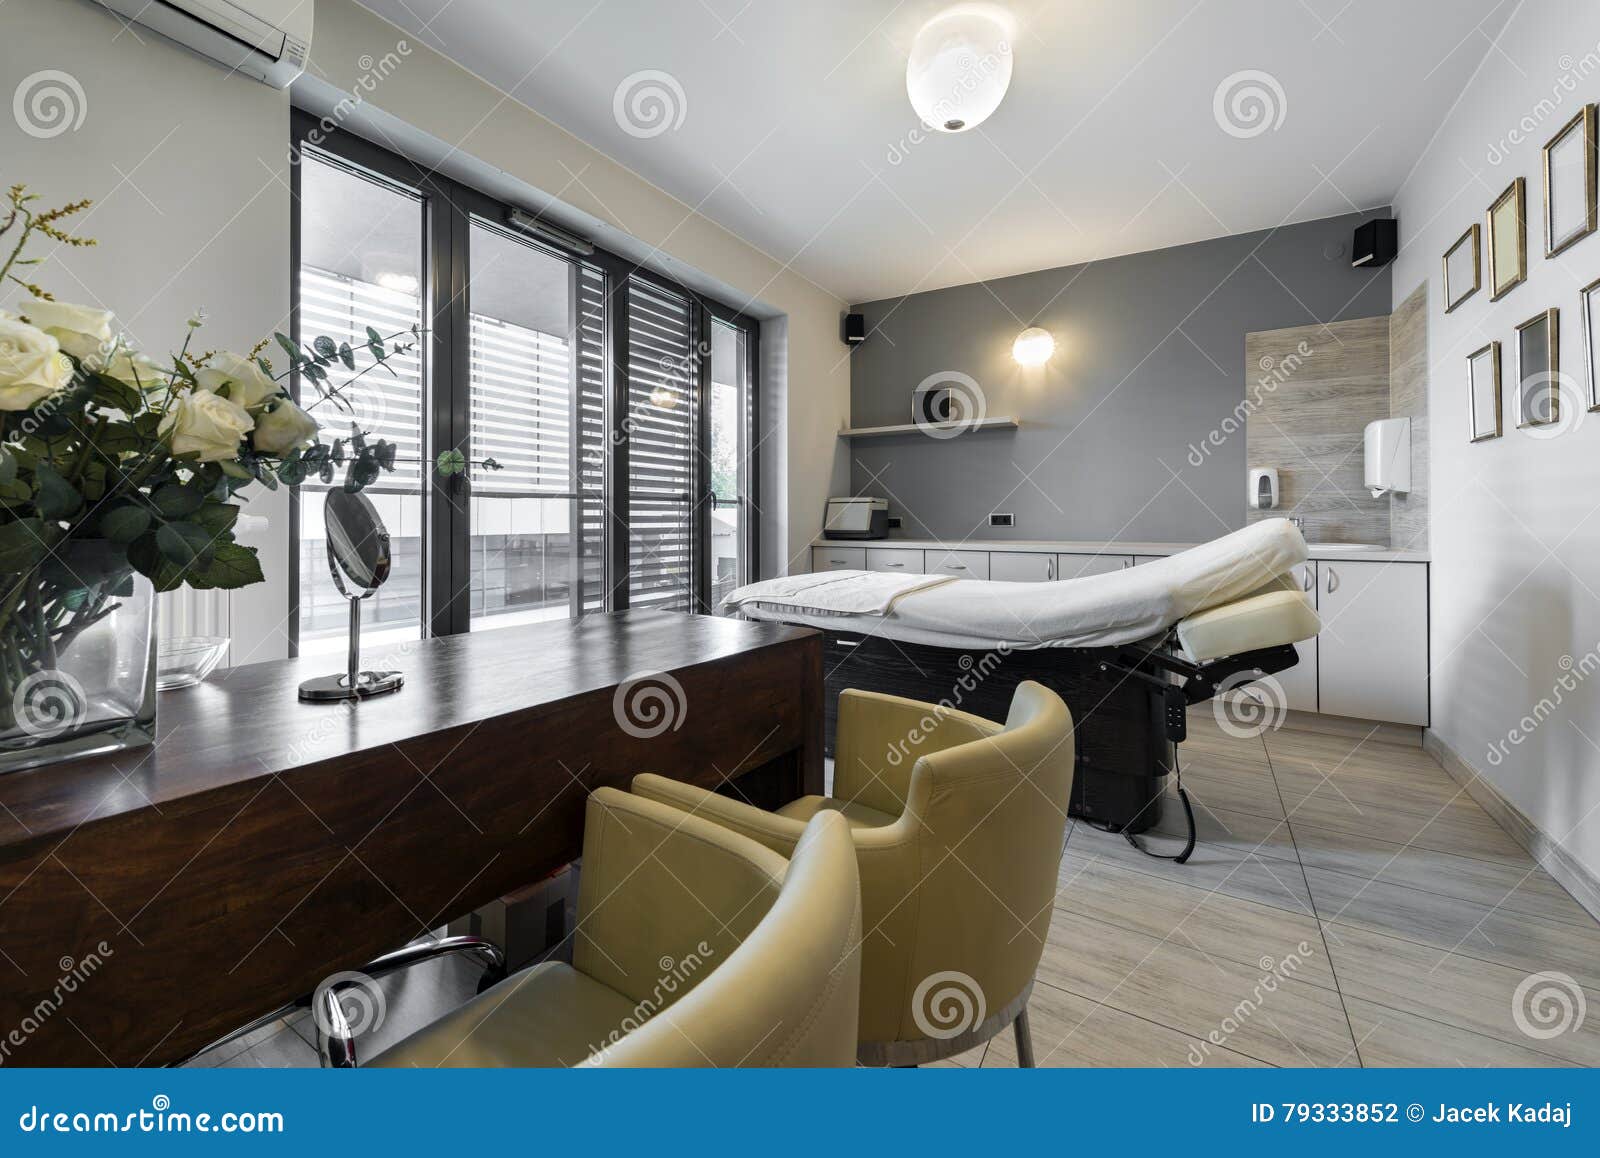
[1012,326,1055,366]
[905,6,1015,133]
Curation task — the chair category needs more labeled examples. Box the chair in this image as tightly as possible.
[632,679,1074,1066]
[345,787,861,1067]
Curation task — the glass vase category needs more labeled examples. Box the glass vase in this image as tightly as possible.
[0,539,157,774]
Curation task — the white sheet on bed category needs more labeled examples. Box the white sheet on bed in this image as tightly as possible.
[725,519,1308,650]
[721,569,954,614]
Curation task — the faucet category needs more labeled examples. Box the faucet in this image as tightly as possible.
[1287,516,1305,534]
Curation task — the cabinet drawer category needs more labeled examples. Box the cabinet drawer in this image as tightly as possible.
[1056,553,1132,579]
[990,551,1056,582]
[1275,563,1318,712]
[925,550,990,579]
[866,547,925,574]
[811,546,865,572]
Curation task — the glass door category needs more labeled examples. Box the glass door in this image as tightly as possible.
[463,220,583,632]
[708,316,754,609]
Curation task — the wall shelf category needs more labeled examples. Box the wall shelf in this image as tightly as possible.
[838,416,1018,439]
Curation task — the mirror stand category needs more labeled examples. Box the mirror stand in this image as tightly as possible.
[298,594,404,702]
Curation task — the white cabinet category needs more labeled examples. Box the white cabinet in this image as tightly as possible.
[1056,552,1132,579]
[1276,563,1318,713]
[1132,555,1164,567]
[991,552,1056,582]
[926,549,990,579]
[866,547,924,574]
[811,546,865,572]
[1315,560,1428,726]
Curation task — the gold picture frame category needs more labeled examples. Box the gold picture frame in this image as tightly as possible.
[1543,104,1598,258]
[1582,276,1600,412]
[1467,341,1502,442]
[1443,223,1481,313]
[1514,308,1560,428]
[1488,178,1527,300]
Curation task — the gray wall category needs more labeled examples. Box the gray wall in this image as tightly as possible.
[849,211,1392,543]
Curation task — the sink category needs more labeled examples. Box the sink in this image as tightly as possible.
[1305,542,1384,552]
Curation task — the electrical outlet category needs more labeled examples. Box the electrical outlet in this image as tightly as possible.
[886,516,902,528]
[989,513,1015,528]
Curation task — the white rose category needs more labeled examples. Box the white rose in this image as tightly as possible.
[251,397,318,455]
[0,318,73,410]
[22,299,116,363]
[103,348,171,393]
[158,389,254,462]
[195,352,283,412]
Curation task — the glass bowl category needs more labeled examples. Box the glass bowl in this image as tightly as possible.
[156,636,229,691]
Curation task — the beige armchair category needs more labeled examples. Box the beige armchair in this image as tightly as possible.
[364,787,862,1067]
[632,680,1074,1066]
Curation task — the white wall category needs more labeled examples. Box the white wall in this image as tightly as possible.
[3,0,846,667]
[1391,5,1600,885]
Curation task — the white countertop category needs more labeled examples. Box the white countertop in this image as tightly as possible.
[810,537,1428,564]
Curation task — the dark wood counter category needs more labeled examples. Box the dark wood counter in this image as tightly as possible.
[0,611,822,1065]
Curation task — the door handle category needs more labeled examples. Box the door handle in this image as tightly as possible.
[1046,557,1055,580]
[1301,567,1313,592]
[947,564,967,570]
[887,562,905,568]
[834,639,860,648]
[1121,559,1133,568]
[1325,566,1338,594]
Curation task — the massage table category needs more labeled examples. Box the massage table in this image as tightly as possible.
[724,519,1319,835]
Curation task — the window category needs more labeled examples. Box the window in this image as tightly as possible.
[289,116,758,651]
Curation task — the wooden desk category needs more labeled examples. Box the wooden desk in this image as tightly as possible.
[0,611,822,1066]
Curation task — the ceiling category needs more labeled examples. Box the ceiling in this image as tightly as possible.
[356,0,1512,304]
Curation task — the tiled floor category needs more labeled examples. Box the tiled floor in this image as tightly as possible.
[191,714,1600,1069]
[957,715,1600,1068]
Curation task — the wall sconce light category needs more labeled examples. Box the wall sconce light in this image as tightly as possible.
[1012,326,1054,366]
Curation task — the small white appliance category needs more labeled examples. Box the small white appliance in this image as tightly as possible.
[1364,417,1411,497]
[95,0,312,89]
[823,497,889,540]
[1248,468,1279,510]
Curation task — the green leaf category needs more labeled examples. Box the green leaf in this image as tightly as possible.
[274,332,301,363]
[100,504,151,544]
[277,458,307,486]
[436,449,466,477]
[374,440,396,471]
[365,325,382,346]
[0,519,50,572]
[33,463,82,520]
[151,482,205,519]
[218,459,252,480]
[190,502,239,537]
[188,543,263,591]
[0,479,32,505]
[90,374,142,415]
[338,342,356,371]
[0,449,15,486]
[313,336,337,361]
[155,521,216,568]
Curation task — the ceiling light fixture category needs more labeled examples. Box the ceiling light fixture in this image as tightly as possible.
[906,5,1015,133]
[1012,326,1054,366]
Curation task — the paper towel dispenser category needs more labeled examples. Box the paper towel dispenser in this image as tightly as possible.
[1364,417,1411,498]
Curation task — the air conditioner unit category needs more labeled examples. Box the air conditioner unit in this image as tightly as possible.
[95,1,312,89]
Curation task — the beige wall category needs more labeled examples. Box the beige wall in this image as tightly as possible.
[3,0,845,668]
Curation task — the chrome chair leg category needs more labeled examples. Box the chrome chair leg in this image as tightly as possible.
[1013,1008,1035,1068]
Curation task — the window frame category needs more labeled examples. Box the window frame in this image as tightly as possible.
[288,112,760,649]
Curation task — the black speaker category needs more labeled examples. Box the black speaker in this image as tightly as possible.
[842,312,866,345]
[1351,218,1397,268]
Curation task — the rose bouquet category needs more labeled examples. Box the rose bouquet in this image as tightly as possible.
[0,183,406,761]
